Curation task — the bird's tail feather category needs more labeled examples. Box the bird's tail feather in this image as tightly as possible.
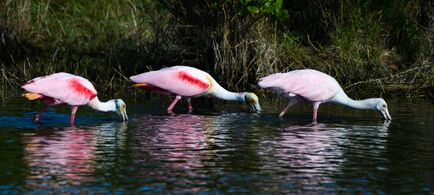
[22,93,42,100]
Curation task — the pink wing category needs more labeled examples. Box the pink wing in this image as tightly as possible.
[130,66,211,97]
[258,69,341,102]
[22,72,97,105]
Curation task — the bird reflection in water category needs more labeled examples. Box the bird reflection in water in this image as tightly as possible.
[257,121,390,190]
[133,114,215,170]
[23,122,127,188]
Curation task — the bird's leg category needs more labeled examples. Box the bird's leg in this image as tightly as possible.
[70,106,78,125]
[279,97,300,117]
[33,105,48,124]
[186,98,193,113]
[312,102,321,124]
[279,104,293,118]
[167,96,182,114]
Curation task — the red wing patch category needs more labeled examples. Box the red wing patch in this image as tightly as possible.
[68,79,97,100]
[177,71,209,89]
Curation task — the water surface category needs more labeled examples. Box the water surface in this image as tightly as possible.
[1,95,433,193]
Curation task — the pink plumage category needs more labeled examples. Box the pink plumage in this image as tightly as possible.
[130,66,214,114]
[130,65,262,114]
[22,72,128,124]
[258,69,340,102]
[130,66,211,97]
[22,72,97,105]
[259,69,392,122]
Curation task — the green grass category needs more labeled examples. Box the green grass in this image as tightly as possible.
[1,0,433,99]
[1,0,161,94]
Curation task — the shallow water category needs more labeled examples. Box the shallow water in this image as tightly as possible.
[1,95,433,193]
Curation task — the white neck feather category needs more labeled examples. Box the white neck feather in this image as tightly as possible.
[331,91,377,110]
[210,82,245,102]
[88,97,116,112]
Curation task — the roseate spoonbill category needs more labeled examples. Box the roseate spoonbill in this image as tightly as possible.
[22,72,128,124]
[258,69,391,122]
[130,66,261,114]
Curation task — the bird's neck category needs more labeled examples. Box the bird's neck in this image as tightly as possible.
[88,97,116,112]
[332,91,376,110]
[211,82,245,102]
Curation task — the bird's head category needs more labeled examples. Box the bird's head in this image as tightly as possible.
[114,99,128,121]
[244,92,262,113]
[374,98,391,121]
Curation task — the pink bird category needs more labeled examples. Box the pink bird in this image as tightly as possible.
[258,69,391,123]
[22,72,128,124]
[130,66,261,114]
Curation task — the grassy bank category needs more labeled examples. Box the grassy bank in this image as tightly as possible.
[1,0,433,101]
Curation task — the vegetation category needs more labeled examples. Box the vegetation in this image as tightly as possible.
[1,0,433,101]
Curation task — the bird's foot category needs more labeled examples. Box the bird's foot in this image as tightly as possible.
[310,121,319,125]
[188,109,193,114]
[167,110,176,116]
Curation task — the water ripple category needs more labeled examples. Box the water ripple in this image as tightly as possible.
[1,99,434,193]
